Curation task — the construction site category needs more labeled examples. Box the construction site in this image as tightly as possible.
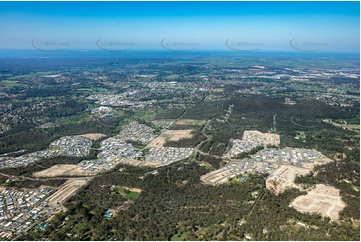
[265,162,344,221]
[242,130,280,146]
[289,184,346,222]
[265,165,311,195]
[200,128,345,222]
[46,179,89,209]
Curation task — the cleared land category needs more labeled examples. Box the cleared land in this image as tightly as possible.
[125,187,143,193]
[201,168,237,185]
[33,164,78,177]
[266,152,332,195]
[79,133,107,140]
[46,179,88,207]
[266,161,344,221]
[117,158,168,168]
[266,165,310,195]
[174,119,205,126]
[33,164,98,177]
[65,167,99,176]
[289,184,346,222]
[147,129,194,148]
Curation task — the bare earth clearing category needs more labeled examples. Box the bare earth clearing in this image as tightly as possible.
[33,164,78,177]
[33,164,98,177]
[79,133,107,140]
[290,184,346,222]
[266,161,345,222]
[117,158,169,168]
[46,179,88,208]
[174,119,205,126]
[123,187,143,193]
[266,165,311,195]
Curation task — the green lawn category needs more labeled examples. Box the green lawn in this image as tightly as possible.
[125,191,140,200]
[114,186,141,200]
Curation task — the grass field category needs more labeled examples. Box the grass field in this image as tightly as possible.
[133,110,156,121]
[59,113,90,125]
[126,191,140,200]
[114,186,141,200]
[1,80,21,87]
[165,74,180,80]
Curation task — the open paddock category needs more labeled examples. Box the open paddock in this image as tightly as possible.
[147,129,194,148]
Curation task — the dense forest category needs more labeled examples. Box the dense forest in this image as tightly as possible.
[22,156,360,241]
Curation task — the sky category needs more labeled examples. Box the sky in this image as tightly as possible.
[0,1,359,53]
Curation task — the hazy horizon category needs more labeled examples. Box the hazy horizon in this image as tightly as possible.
[0,1,359,53]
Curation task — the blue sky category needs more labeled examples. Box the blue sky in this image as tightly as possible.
[0,1,359,52]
